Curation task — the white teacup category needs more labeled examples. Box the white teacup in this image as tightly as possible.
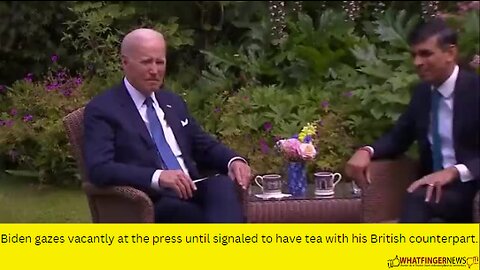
[314,172,342,196]
[254,174,282,195]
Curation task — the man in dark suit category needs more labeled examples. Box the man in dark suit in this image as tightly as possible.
[345,19,479,223]
[83,28,252,223]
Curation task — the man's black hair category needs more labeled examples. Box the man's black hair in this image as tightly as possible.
[408,18,457,49]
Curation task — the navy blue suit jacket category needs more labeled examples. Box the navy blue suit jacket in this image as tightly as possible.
[83,83,238,195]
[371,69,480,180]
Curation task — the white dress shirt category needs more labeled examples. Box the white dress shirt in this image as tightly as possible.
[367,65,474,182]
[124,78,244,190]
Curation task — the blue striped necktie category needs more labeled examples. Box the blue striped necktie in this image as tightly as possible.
[145,97,182,170]
[431,90,443,172]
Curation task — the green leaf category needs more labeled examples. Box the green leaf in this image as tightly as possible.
[370,107,385,120]
[240,114,263,131]
[219,125,241,137]
[5,170,39,178]
[275,120,301,138]
[385,111,402,121]
[373,9,419,50]
[293,107,318,123]
[358,61,393,80]
[269,103,292,118]
[377,92,405,105]
[295,45,344,75]
[458,11,480,57]
[297,13,314,36]
[351,43,378,63]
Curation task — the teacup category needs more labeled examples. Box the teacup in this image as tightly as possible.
[314,172,342,196]
[254,174,283,195]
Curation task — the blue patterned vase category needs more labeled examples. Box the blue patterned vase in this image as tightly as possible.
[287,161,307,196]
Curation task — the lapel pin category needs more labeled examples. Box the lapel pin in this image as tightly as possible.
[166,104,172,108]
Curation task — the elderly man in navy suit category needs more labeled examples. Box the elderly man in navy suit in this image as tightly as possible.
[345,19,480,223]
[83,28,252,223]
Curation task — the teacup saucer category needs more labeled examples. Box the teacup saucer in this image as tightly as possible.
[315,194,334,198]
[315,191,334,197]
[255,193,292,200]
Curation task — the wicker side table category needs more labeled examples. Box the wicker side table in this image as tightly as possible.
[247,183,361,223]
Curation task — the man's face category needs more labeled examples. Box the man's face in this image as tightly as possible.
[122,39,166,95]
[410,35,456,85]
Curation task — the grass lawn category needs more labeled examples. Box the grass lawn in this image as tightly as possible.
[0,174,90,223]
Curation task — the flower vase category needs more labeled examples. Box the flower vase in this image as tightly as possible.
[287,161,307,196]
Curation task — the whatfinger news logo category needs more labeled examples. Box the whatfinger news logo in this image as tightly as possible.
[387,255,479,268]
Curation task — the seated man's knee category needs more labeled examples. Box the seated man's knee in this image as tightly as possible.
[154,197,205,223]
[199,175,244,222]
[202,175,238,195]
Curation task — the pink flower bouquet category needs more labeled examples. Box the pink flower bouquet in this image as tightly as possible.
[275,123,317,162]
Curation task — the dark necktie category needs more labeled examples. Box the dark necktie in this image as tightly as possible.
[144,97,182,170]
[431,90,443,172]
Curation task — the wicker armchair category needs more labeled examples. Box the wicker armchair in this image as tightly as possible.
[361,156,480,223]
[63,107,155,223]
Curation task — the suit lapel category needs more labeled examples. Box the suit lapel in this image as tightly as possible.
[115,83,156,150]
[452,70,468,146]
[155,91,190,160]
[418,84,432,141]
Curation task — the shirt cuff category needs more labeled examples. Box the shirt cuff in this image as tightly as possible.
[151,169,164,191]
[454,164,474,182]
[362,146,374,156]
[227,157,248,171]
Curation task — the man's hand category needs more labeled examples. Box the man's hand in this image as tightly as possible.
[228,160,252,190]
[407,167,459,203]
[345,149,372,188]
[158,170,196,199]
